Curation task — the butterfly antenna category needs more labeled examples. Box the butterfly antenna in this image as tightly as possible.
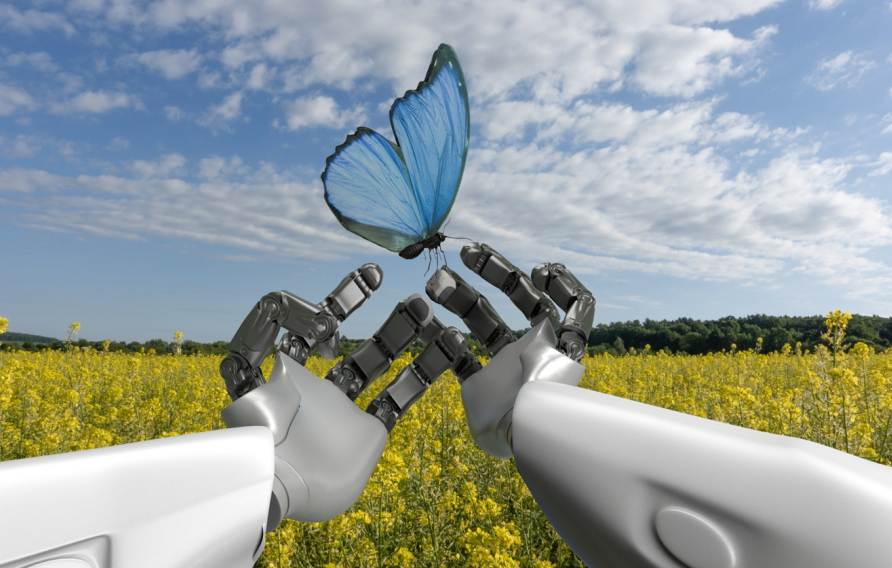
[442,218,473,243]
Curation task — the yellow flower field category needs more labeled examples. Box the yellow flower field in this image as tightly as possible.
[1,345,891,567]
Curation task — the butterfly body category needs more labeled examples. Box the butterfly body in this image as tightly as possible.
[322,44,469,258]
[398,232,446,260]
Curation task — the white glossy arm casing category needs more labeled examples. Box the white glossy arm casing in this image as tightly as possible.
[0,427,273,568]
[512,380,892,568]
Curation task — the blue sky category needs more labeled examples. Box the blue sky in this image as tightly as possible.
[1,0,891,343]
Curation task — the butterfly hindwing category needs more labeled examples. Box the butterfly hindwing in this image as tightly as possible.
[322,127,425,253]
[322,43,469,256]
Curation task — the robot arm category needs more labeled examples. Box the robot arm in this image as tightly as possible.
[220,265,472,529]
[0,264,470,568]
[427,243,892,568]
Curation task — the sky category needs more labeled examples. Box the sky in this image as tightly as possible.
[1,0,891,343]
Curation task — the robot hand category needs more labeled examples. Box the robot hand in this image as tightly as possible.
[220,265,471,531]
[427,245,892,568]
[425,243,595,458]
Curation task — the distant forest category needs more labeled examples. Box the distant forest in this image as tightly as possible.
[3,313,891,356]
[583,314,892,356]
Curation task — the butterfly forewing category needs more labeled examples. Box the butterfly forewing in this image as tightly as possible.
[390,44,470,238]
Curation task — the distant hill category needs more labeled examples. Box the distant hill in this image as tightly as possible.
[0,332,61,344]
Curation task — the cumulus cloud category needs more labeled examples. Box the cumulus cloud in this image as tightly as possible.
[127,153,187,178]
[49,90,140,114]
[198,91,243,128]
[126,49,202,79]
[882,113,892,135]
[808,51,875,91]
[48,0,783,101]
[0,4,75,36]
[870,152,892,176]
[454,103,892,285]
[808,0,845,9]
[199,155,249,180]
[6,52,58,72]
[283,95,366,130]
[0,135,43,158]
[0,83,39,115]
[164,105,186,121]
[107,136,130,150]
[630,25,776,97]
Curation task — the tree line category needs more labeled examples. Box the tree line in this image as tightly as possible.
[4,313,891,357]
[582,314,892,356]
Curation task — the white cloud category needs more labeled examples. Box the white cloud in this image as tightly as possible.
[283,95,366,131]
[0,83,39,115]
[808,51,875,91]
[220,43,262,69]
[126,154,187,179]
[247,64,272,90]
[199,155,250,180]
[6,52,58,72]
[453,103,892,285]
[164,105,186,121]
[870,152,892,176]
[808,0,844,9]
[49,90,139,114]
[68,0,782,101]
[198,92,244,128]
[0,165,365,260]
[882,113,892,135]
[0,4,75,36]
[107,136,130,150]
[127,49,202,79]
[630,25,776,97]
[1,0,890,301]
[480,99,783,150]
[0,135,43,158]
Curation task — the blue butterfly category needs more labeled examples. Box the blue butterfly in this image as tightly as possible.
[322,44,470,259]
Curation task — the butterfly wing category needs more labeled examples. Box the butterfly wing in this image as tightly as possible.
[322,127,427,252]
[322,44,470,254]
[390,44,470,237]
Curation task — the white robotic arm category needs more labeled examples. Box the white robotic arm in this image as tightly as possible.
[0,427,274,568]
[0,264,471,568]
[427,243,892,568]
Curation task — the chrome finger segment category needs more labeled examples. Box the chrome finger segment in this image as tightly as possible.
[366,327,467,431]
[460,243,560,331]
[530,263,595,362]
[325,294,433,401]
[425,267,516,357]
